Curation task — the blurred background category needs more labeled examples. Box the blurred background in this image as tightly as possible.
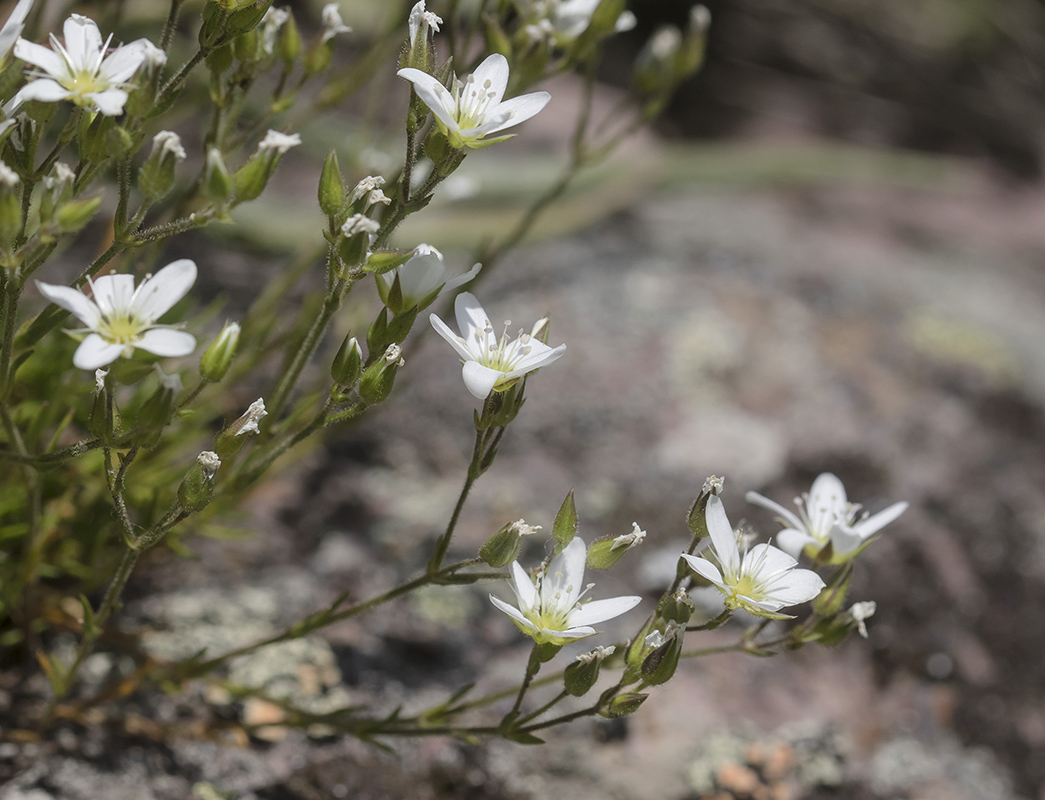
[5,1,1045,799]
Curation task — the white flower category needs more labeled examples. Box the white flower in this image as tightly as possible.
[12,14,157,116]
[610,522,646,551]
[681,495,825,617]
[0,0,33,62]
[376,244,480,311]
[746,473,908,561]
[430,291,566,399]
[490,537,641,646]
[234,398,267,436]
[36,260,197,370]
[321,4,351,42]
[848,600,876,639]
[397,53,550,149]
[551,0,635,41]
[256,129,301,156]
[408,1,442,45]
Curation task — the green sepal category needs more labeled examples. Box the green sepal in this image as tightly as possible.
[551,490,577,553]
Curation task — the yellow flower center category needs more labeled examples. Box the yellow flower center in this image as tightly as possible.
[61,69,109,99]
[99,315,143,344]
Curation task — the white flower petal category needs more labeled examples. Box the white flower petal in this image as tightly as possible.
[509,561,537,611]
[35,281,101,327]
[852,501,908,537]
[704,495,739,576]
[680,553,724,588]
[73,333,123,370]
[429,312,475,363]
[440,261,481,295]
[90,274,136,315]
[131,259,197,322]
[0,0,34,58]
[63,14,103,68]
[550,537,587,608]
[12,40,67,77]
[508,342,566,377]
[744,542,798,578]
[86,87,128,116]
[808,472,847,532]
[543,625,595,641]
[470,53,510,105]
[568,595,641,627]
[397,68,459,135]
[453,291,491,342]
[461,360,501,399]
[135,327,196,357]
[11,78,71,107]
[99,39,150,83]
[745,490,805,532]
[489,595,537,632]
[775,528,816,560]
[486,91,551,132]
[762,568,825,606]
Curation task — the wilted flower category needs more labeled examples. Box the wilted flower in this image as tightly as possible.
[398,53,550,149]
[12,14,157,115]
[408,0,442,45]
[681,496,825,617]
[848,600,876,639]
[746,473,908,561]
[611,522,646,551]
[255,129,301,156]
[36,260,197,370]
[150,130,186,162]
[260,7,290,56]
[490,537,641,645]
[348,175,390,209]
[376,244,480,311]
[320,4,351,42]
[234,398,267,436]
[430,292,566,399]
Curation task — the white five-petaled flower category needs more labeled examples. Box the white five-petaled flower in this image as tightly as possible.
[256,129,301,156]
[490,537,641,646]
[36,259,197,370]
[12,14,157,116]
[376,244,480,311]
[430,291,566,399]
[0,0,33,62]
[320,4,351,42]
[397,53,551,149]
[681,495,825,618]
[745,473,908,562]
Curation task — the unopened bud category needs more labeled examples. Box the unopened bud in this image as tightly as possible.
[685,475,723,541]
[278,10,301,66]
[330,334,363,387]
[139,131,186,201]
[658,588,696,624]
[199,321,241,381]
[640,623,683,686]
[318,150,345,216]
[204,147,234,206]
[401,0,442,72]
[339,214,379,266]
[55,195,102,233]
[178,451,222,511]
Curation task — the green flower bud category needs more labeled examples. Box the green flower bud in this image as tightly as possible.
[204,147,234,207]
[278,11,301,67]
[602,691,647,718]
[318,150,345,217]
[479,519,540,568]
[634,25,682,96]
[55,195,103,233]
[564,645,614,697]
[138,131,186,202]
[206,42,235,74]
[358,344,403,404]
[178,451,221,512]
[330,334,363,387]
[39,162,75,225]
[88,369,120,445]
[587,523,646,570]
[232,28,260,61]
[214,397,267,460]
[234,131,301,204]
[199,321,241,382]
